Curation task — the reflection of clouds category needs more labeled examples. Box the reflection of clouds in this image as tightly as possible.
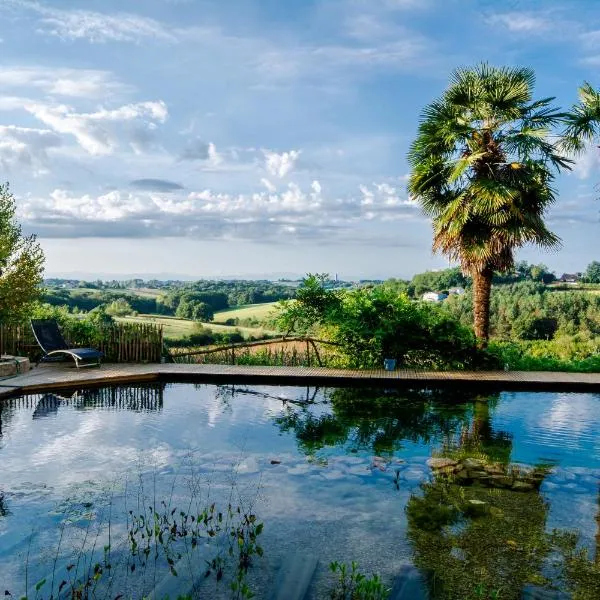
[5,385,600,592]
[494,392,600,466]
[540,394,600,437]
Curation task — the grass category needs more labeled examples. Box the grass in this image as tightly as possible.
[213,302,279,324]
[116,314,279,340]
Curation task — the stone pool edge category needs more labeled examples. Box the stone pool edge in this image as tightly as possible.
[1,363,600,399]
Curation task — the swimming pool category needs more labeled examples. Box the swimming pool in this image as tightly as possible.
[1,383,600,598]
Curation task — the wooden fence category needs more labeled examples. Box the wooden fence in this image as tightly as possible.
[0,321,163,363]
[169,336,341,367]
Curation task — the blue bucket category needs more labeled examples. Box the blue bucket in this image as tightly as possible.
[383,358,397,371]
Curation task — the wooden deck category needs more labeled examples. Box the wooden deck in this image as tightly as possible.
[1,363,600,398]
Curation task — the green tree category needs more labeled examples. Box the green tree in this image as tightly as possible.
[175,297,214,322]
[408,64,571,346]
[410,267,467,297]
[0,183,45,323]
[584,261,600,284]
[562,82,600,154]
[105,298,134,317]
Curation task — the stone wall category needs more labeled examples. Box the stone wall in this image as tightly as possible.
[427,457,548,492]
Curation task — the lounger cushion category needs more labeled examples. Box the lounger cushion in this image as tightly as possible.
[51,348,103,360]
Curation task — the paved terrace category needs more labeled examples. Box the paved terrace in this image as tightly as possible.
[1,363,600,398]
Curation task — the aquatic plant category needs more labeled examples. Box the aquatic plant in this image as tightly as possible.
[328,561,390,600]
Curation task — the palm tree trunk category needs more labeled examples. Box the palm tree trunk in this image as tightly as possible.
[472,267,493,348]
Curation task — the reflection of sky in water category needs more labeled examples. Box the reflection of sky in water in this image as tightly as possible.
[493,392,600,468]
[1,384,600,596]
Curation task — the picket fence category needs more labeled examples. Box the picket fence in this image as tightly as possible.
[0,321,163,363]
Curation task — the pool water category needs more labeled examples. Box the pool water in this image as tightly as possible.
[1,383,600,599]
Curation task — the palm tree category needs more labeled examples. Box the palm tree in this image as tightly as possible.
[408,64,571,345]
[562,82,600,154]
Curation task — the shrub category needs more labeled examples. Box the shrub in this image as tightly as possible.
[276,275,480,370]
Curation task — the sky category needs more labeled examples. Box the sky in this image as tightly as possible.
[0,0,599,280]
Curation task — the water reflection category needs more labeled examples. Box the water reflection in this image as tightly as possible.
[1,383,165,420]
[406,473,551,599]
[273,387,511,457]
[2,384,600,598]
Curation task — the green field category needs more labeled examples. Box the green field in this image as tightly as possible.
[213,302,280,324]
[116,313,278,340]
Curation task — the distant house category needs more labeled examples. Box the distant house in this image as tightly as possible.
[559,273,580,284]
[448,287,465,296]
[422,291,448,302]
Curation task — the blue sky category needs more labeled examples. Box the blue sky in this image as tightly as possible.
[0,0,599,279]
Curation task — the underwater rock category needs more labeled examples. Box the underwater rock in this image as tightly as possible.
[462,457,486,470]
[427,457,548,492]
[511,481,534,492]
[427,457,458,470]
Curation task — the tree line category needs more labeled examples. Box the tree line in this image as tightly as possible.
[39,281,296,321]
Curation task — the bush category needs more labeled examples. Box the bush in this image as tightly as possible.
[276,276,480,370]
[105,298,134,317]
[487,335,600,372]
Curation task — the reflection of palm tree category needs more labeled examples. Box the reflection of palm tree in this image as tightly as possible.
[456,396,513,464]
[406,470,551,599]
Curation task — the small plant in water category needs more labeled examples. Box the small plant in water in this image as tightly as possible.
[328,561,390,600]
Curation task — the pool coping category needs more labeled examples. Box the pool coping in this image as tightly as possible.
[1,363,600,398]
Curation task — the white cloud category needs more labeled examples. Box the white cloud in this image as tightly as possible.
[264,150,301,178]
[0,66,130,98]
[261,178,277,193]
[24,100,168,155]
[0,125,61,173]
[19,178,422,240]
[207,142,223,167]
[256,36,430,83]
[4,0,175,43]
[359,182,419,220]
[572,143,600,180]
[486,12,554,33]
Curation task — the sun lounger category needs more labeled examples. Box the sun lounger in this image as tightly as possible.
[30,319,103,368]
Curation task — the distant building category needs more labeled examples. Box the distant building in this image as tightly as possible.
[422,291,448,302]
[448,287,465,295]
[559,273,579,284]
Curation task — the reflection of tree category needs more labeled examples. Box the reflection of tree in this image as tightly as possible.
[453,397,513,464]
[406,476,552,599]
[275,388,495,456]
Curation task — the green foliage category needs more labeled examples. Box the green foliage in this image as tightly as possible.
[174,294,215,322]
[105,297,134,317]
[275,274,337,335]
[408,267,467,298]
[328,561,390,600]
[561,81,600,154]
[277,277,478,369]
[487,338,600,372]
[0,183,45,323]
[584,261,600,284]
[444,281,600,340]
[511,316,558,341]
[164,326,245,349]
